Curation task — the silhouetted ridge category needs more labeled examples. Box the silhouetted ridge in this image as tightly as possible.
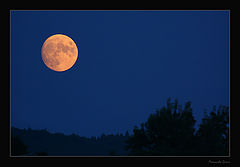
[11,127,129,156]
[11,98,229,156]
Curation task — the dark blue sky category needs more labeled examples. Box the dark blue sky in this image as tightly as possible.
[11,10,229,137]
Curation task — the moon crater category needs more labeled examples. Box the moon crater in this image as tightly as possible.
[41,34,78,72]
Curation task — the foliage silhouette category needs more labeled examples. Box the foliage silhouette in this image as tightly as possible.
[11,98,229,156]
[125,98,229,156]
[11,135,28,156]
[195,105,229,155]
[11,127,129,156]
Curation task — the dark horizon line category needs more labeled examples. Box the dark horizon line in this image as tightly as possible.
[10,126,130,138]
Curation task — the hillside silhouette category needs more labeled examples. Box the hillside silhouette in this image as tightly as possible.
[11,127,129,156]
[11,98,229,156]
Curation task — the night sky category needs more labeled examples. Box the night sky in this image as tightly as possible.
[11,10,229,137]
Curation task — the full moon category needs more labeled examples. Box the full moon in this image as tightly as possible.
[41,34,78,72]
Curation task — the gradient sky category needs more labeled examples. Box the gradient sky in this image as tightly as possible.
[11,10,229,137]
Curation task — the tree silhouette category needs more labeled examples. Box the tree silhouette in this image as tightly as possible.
[10,99,229,156]
[195,105,229,155]
[126,98,196,155]
[11,135,28,156]
[11,127,129,156]
[125,124,149,155]
[126,98,229,156]
[125,130,129,137]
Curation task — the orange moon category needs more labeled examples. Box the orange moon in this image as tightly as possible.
[41,34,78,72]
